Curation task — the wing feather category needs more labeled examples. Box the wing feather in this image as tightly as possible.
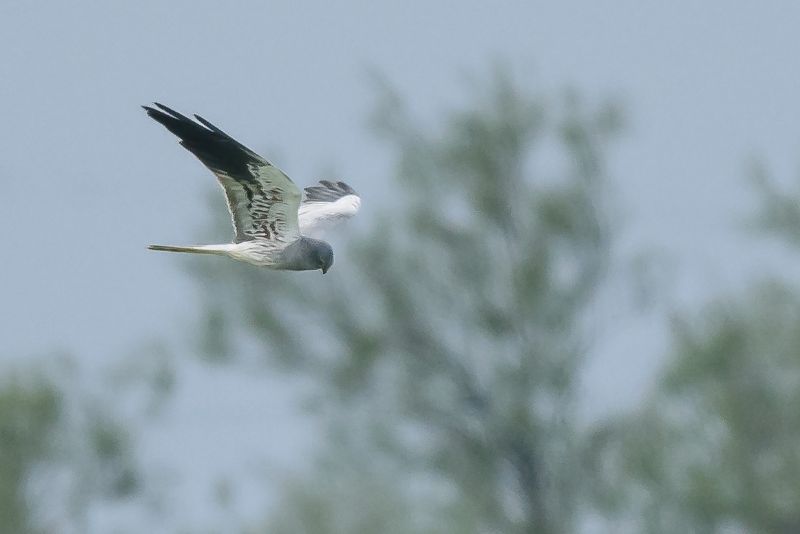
[143,103,301,243]
[298,180,361,238]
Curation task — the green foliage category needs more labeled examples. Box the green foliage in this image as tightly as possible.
[592,282,800,534]
[0,372,59,534]
[0,361,142,534]
[750,162,800,249]
[194,70,623,533]
[582,159,800,533]
[257,442,447,534]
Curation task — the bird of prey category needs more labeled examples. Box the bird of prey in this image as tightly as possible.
[143,103,360,274]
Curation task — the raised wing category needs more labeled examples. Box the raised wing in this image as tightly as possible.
[143,103,301,243]
[298,180,361,238]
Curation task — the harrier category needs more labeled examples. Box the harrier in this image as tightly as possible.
[143,103,360,274]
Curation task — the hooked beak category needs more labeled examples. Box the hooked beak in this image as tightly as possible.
[322,265,329,274]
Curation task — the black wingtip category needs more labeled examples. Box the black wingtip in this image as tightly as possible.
[142,103,170,118]
[142,102,265,180]
[153,102,172,113]
[154,102,195,123]
[194,114,225,134]
[303,180,359,201]
[338,181,357,195]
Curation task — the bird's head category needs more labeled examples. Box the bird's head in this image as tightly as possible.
[317,242,334,274]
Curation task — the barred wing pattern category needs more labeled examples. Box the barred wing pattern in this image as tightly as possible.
[142,103,301,244]
[298,180,361,238]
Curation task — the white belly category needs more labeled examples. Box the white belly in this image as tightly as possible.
[224,241,280,267]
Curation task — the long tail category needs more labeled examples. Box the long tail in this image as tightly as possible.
[148,244,231,255]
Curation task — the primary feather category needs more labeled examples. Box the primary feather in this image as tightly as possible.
[299,180,362,238]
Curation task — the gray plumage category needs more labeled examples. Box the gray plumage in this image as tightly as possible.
[277,237,334,272]
[143,103,360,274]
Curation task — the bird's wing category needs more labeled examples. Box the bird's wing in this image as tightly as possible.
[143,103,301,244]
[298,180,361,238]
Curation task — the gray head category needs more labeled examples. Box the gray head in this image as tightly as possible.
[316,241,334,274]
[278,237,334,274]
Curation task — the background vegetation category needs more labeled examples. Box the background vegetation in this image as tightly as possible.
[3,70,797,534]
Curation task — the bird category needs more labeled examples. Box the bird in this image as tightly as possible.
[142,103,360,274]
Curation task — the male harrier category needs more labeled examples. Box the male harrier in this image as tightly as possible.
[143,103,360,274]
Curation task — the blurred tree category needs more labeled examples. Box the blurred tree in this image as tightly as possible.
[0,360,143,534]
[591,283,800,534]
[750,162,800,248]
[258,437,440,534]
[589,174,800,534]
[0,370,59,534]
[194,70,623,534]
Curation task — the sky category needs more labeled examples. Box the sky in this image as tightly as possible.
[2,0,800,529]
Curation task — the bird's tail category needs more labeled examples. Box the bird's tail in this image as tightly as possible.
[148,244,231,255]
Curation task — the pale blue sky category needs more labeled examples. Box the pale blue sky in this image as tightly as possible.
[2,1,799,529]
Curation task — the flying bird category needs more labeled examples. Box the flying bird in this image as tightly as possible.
[143,103,360,274]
